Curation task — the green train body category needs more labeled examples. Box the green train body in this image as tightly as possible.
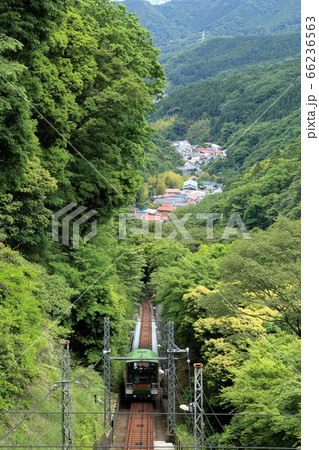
[125,349,159,400]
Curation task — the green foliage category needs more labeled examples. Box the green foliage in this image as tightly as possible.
[123,0,301,53]
[1,158,57,248]
[0,35,41,194]
[194,304,269,403]
[143,131,184,176]
[0,0,68,49]
[0,0,166,251]
[0,244,42,410]
[217,217,301,336]
[162,33,300,90]
[181,150,300,244]
[0,243,74,410]
[139,170,184,203]
[0,337,108,446]
[186,118,211,146]
[49,223,145,362]
[153,59,300,130]
[0,0,165,424]
[220,333,300,447]
[149,242,229,339]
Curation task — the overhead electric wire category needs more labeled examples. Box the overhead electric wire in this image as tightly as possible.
[175,373,222,447]
[203,390,236,448]
[0,445,301,449]
[0,411,301,417]
[0,386,59,441]
[203,411,222,447]
[177,252,300,375]
[68,353,104,384]
[0,352,105,442]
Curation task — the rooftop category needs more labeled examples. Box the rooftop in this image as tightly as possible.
[157,204,175,212]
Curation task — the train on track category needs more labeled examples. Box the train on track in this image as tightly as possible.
[125,302,161,401]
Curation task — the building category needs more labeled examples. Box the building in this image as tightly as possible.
[157,204,176,214]
[143,213,162,221]
[179,161,199,175]
[165,188,182,195]
[183,179,198,190]
[185,192,198,202]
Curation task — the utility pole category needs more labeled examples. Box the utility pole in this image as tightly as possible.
[104,317,111,427]
[61,340,72,450]
[193,363,204,450]
[167,321,175,441]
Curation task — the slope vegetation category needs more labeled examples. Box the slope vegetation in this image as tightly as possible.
[123,0,301,52]
[161,33,300,89]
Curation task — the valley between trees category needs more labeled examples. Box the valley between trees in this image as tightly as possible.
[0,0,300,447]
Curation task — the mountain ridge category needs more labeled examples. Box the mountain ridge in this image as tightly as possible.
[121,0,301,52]
[161,32,301,90]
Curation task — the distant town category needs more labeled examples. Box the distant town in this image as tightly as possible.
[174,140,226,175]
[133,140,226,223]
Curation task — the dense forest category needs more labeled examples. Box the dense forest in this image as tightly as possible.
[0,0,300,447]
[161,33,300,90]
[123,0,301,52]
[0,0,164,444]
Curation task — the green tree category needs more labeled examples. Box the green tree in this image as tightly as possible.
[186,118,211,145]
[0,0,68,50]
[156,179,166,195]
[220,333,300,448]
[217,217,301,336]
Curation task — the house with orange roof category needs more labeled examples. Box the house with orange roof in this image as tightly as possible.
[143,213,162,222]
[157,204,176,214]
[165,188,182,194]
[185,193,198,201]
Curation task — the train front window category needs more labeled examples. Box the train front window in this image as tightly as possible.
[128,360,158,385]
[132,363,150,384]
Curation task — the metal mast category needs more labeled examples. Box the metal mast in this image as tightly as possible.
[103,317,111,427]
[61,339,72,450]
[167,321,175,441]
[193,363,204,450]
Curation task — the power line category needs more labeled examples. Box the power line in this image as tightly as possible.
[0,253,125,380]
[0,386,59,442]
[0,445,302,449]
[177,252,301,375]
[203,390,236,447]
[0,411,301,417]
[198,75,301,179]
[203,411,221,447]
[0,353,105,442]
[68,354,104,385]
[0,73,124,198]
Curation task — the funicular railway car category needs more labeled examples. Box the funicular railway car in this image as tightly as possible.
[125,348,159,400]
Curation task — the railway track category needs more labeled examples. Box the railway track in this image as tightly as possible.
[124,402,154,449]
[124,302,154,449]
[139,302,152,350]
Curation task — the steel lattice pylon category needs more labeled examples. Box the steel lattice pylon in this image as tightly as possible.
[158,317,167,370]
[104,317,111,427]
[193,363,204,450]
[167,321,175,440]
[61,340,72,450]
